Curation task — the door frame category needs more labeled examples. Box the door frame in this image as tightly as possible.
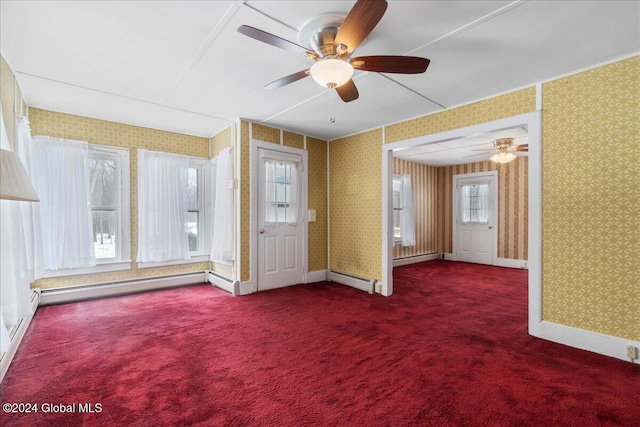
[250,139,309,292]
[452,171,498,264]
[382,110,542,336]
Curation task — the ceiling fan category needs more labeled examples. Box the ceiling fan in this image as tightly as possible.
[237,0,430,102]
[471,138,528,164]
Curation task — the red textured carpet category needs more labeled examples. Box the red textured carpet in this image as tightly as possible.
[1,260,638,426]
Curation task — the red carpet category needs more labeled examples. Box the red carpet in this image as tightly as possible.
[1,260,638,426]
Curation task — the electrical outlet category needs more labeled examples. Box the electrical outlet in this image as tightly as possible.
[626,345,638,360]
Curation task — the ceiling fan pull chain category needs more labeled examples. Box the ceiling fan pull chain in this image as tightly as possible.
[329,89,336,124]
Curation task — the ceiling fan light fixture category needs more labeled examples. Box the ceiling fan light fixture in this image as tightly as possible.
[310,59,354,88]
[490,151,517,164]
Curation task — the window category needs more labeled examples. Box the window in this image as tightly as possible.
[136,149,210,266]
[460,183,489,223]
[89,146,131,263]
[264,160,299,224]
[393,176,403,243]
[186,162,206,254]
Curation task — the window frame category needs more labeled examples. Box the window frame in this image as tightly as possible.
[392,175,403,244]
[137,155,211,269]
[43,145,131,278]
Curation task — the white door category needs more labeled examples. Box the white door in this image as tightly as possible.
[454,172,497,265]
[257,148,304,290]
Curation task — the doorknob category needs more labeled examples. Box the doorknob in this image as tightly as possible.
[259,228,265,234]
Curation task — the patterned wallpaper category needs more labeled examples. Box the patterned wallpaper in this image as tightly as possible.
[307,137,328,272]
[393,158,439,259]
[239,121,328,282]
[1,55,17,147]
[329,128,383,282]
[541,56,639,341]
[437,158,528,259]
[385,87,537,143]
[29,108,210,289]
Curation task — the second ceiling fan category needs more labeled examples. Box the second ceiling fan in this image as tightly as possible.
[237,0,430,102]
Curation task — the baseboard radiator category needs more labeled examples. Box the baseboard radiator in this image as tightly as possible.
[39,272,207,306]
[393,253,440,267]
[1,289,40,383]
[207,271,239,296]
[327,270,375,294]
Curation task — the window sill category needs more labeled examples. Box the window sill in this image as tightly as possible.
[137,254,210,269]
[43,261,132,278]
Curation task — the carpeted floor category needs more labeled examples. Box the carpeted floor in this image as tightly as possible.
[1,260,638,426]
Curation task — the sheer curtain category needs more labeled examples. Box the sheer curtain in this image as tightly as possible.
[33,136,96,270]
[460,185,471,223]
[15,116,44,282]
[137,149,190,263]
[211,147,234,263]
[477,184,490,223]
[400,174,416,246]
[263,160,299,225]
[0,105,33,353]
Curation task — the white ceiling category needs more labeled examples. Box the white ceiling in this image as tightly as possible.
[1,1,639,144]
[394,126,528,167]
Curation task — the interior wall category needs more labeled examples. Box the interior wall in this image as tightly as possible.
[29,108,210,289]
[0,55,16,145]
[329,128,383,281]
[541,55,639,341]
[438,157,528,260]
[392,158,439,259]
[239,121,328,283]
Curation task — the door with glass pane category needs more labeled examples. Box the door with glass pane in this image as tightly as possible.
[454,172,497,265]
[257,148,304,290]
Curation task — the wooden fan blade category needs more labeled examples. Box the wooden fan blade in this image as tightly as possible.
[350,56,430,74]
[334,0,388,54]
[336,79,359,102]
[264,70,310,89]
[238,25,318,59]
[513,144,528,152]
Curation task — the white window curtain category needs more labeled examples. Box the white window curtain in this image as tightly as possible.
[33,136,96,270]
[477,184,489,223]
[137,149,190,263]
[460,185,471,223]
[0,105,34,352]
[15,115,44,282]
[211,147,234,263]
[400,174,416,246]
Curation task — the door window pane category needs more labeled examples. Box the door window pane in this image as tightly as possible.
[264,160,298,224]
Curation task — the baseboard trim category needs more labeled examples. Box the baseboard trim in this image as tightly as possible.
[239,281,256,296]
[207,271,239,296]
[533,320,640,364]
[393,253,440,267]
[327,271,375,294]
[442,253,455,260]
[306,269,328,283]
[39,272,207,305]
[1,289,40,382]
[496,257,528,269]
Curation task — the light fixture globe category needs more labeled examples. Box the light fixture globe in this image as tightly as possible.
[310,59,354,88]
[490,151,517,164]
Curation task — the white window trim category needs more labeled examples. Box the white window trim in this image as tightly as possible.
[137,255,210,269]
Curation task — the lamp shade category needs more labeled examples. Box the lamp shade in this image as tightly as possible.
[0,148,39,201]
[490,151,517,164]
[310,59,354,88]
